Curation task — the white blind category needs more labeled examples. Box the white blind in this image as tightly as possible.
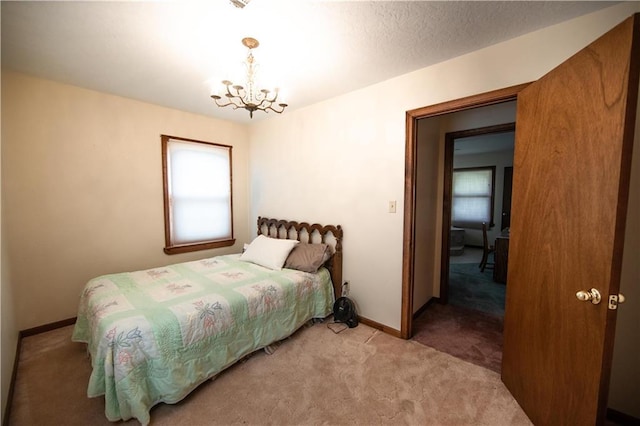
[167,139,232,245]
[452,168,493,229]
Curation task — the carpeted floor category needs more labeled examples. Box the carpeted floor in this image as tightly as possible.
[410,251,505,374]
[9,322,532,425]
[412,303,503,373]
[448,262,505,317]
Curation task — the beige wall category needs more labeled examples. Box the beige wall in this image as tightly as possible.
[412,117,442,312]
[0,66,17,424]
[1,72,250,331]
[247,3,640,331]
[0,206,15,424]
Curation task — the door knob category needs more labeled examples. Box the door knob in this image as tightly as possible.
[576,288,602,304]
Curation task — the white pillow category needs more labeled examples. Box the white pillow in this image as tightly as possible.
[240,235,299,270]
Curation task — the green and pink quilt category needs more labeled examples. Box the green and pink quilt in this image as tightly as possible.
[72,254,334,424]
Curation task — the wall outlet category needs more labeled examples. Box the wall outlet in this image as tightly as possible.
[342,281,350,297]
[389,200,397,213]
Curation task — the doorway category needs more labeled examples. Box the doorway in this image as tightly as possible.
[409,110,517,373]
[400,84,527,339]
[440,122,515,313]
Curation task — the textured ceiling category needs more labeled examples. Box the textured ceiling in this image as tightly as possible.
[1,1,616,123]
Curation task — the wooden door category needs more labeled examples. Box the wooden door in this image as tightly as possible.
[502,14,639,426]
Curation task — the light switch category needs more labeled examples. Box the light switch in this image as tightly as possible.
[389,200,397,213]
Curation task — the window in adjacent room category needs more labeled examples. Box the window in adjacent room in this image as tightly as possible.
[451,166,495,229]
[162,135,234,254]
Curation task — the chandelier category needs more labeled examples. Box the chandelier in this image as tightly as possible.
[229,0,251,8]
[211,37,288,119]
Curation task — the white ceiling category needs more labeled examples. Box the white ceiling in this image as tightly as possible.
[1,1,617,124]
[455,131,515,156]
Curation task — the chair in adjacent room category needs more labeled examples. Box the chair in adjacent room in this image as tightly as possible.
[479,222,495,272]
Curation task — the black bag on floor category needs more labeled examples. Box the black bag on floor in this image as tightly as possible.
[333,296,358,328]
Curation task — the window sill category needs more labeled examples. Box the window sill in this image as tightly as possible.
[164,238,236,255]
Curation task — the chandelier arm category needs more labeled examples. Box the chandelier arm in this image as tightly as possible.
[227,85,246,99]
[261,91,277,102]
[254,98,273,109]
[264,104,286,114]
[258,90,281,106]
[211,97,240,110]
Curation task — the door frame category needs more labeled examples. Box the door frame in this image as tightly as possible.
[439,122,515,304]
[400,83,530,339]
[501,166,514,231]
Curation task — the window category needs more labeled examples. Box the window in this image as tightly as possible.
[451,166,495,229]
[162,135,234,254]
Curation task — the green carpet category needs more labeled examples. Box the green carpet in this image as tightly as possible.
[448,262,505,317]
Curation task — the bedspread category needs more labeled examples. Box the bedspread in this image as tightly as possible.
[72,254,334,424]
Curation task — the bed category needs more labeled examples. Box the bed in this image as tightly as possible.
[72,216,343,425]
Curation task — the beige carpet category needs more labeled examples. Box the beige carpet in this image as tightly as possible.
[10,322,532,425]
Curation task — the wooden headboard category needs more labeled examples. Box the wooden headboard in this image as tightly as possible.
[257,216,343,298]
